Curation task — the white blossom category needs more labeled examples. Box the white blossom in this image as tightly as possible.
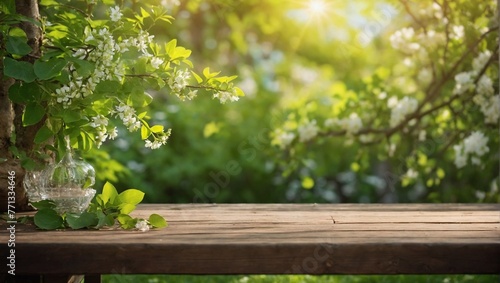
[298,120,319,142]
[472,50,492,72]
[476,75,494,96]
[390,27,420,51]
[331,113,363,135]
[463,132,489,156]
[404,168,419,180]
[115,103,142,132]
[151,57,164,69]
[452,71,474,95]
[451,25,464,40]
[135,220,150,232]
[418,30,446,48]
[480,95,500,124]
[108,127,118,140]
[389,97,418,127]
[387,96,398,108]
[168,70,191,95]
[136,30,154,56]
[109,6,122,22]
[213,89,240,104]
[454,131,489,168]
[144,132,171,150]
[95,129,108,148]
[90,115,108,128]
[274,130,295,149]
[417,68,432,85]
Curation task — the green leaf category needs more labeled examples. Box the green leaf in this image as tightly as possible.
[23,102,45,126]
[118,189,145,205]
[95,80,121,93]
[117,214,136,229]
[8,82,40,103]
[140,7,151,18]
[127,91,153,107]
[69,58,95,77]
[34,208,63,230]
[203,122,220,138]
[34,125,53,144]
[138,111,148,119]
[31,200,56,210]
[203,67,221,80]
[171,46,191,60]
[60,109,83,123]
[165,39,177,57]
[40,0,59,6]
[96,211,115,228]
[34,58,67,80]
[6,35,32,56]
[66,212,98,229]
[437,168,445,179]
[119,203,136,214]
[141,125,151,140]
[149,214,167,228]
[214,76,237,84]
[233,87,245,97]
[3,57,37,82]
[301,176,315,190]
[191,71,203,84]
[150,125,164,133]
[101,182,118,205]
[202,67,210,78]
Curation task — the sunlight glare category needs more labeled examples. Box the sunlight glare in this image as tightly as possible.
[307,0,327,15]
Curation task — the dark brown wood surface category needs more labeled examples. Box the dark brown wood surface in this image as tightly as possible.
[1,203,499,275]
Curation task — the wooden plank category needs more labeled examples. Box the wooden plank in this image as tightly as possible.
[1,204,499,275]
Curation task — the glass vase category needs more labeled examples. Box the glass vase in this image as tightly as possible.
[39,138,96,214]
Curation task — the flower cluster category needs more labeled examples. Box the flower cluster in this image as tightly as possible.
[298,120,319,142]
[324,113,363,135]
[390,27,420,52]
[109,6,123,22]
[54,6,161,108]
[168,69,198,101]
[56,27,127,107]
[145,129,172,149]
[452,71,474,95]
[453,131,489,168]
[453,50,498,124]
[213,89,241,104]
[389,96,418,127]
[135,220,150,232]
[114,103,142,132]
[272,129,295,149]
[90,115,118,148]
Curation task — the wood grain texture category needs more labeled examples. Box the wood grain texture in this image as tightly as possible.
[1,203,499,275]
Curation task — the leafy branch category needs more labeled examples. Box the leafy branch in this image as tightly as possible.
[21,182,167,231]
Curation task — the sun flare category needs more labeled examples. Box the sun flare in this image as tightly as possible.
[307,0,327,15]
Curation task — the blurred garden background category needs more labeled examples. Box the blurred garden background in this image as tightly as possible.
[3,0,498,281]
[82,0,499,205]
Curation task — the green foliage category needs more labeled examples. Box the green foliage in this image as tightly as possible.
[33,208,63,230]
[99,0,498,205]
[1,0,244,169]
[26,182,167,231]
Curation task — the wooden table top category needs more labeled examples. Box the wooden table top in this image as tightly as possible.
[1,203,500,275]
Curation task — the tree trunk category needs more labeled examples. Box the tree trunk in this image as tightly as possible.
[0,0,43,211]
